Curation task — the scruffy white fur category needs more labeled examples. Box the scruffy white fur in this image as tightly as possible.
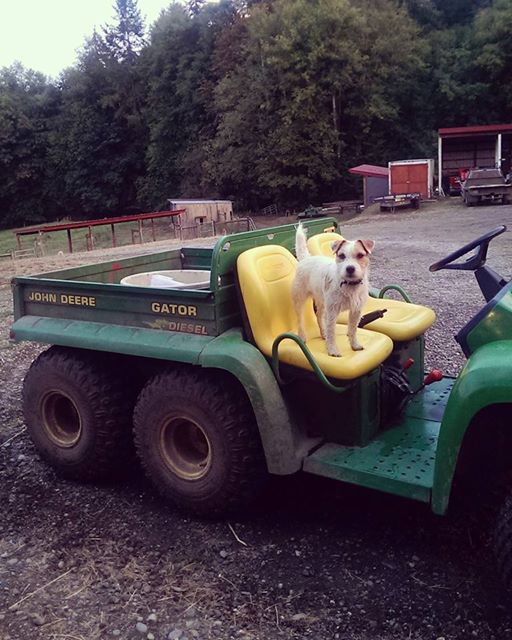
[292,224,375,357]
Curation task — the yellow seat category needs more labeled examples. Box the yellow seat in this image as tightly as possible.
[337,298,436,343]
[237,245,393,381]
[306,232,345,257]
[306,232,436,341]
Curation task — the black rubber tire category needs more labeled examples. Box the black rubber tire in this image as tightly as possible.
[133,367,267,517]
[22,346,135,481]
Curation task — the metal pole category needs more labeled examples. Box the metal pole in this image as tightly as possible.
[496,133,502,169]
[67,229,73,254]
[438,136,445,197]
[111,223,117,248]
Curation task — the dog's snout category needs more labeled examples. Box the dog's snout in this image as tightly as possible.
[346,265,355,275]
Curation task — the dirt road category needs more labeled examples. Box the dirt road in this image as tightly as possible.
[1,198,512,640]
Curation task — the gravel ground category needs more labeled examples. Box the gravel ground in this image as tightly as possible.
[1,198,512,640]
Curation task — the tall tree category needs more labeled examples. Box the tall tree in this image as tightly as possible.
[0,64,60,227]
[206,0,425,208]
[50,1,148,217]
[140,1,238,206]
[103,0,146,63]
[470,0,512,122]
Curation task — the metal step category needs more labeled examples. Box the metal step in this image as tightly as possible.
[302,377,455,502]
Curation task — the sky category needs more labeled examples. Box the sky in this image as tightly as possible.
[0,0,175,78]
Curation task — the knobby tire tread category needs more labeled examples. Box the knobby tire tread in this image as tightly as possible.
[23,347,134,481]
[133,367,267,517]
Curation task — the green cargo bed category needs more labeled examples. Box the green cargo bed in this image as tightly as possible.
[11,218,338,345]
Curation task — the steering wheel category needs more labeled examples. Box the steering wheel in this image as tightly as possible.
[429,225,507,272]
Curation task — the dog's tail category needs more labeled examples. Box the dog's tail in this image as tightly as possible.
[295,223,310,261]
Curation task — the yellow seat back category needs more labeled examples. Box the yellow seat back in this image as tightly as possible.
[306,232,344,258]
[237,245,317,355]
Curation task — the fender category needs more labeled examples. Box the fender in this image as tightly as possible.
[432,340,512,515]
[199,328,316,475]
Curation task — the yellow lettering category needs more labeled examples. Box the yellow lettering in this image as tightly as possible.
[28,291,58,303]
[59,294,96,307]
[151,302,198,318]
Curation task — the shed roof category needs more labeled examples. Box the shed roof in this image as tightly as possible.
[349,164,389,178]
[439,124,512,137]
[13,209,185,236]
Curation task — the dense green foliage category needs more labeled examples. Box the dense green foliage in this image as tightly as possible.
[0,0,510,225]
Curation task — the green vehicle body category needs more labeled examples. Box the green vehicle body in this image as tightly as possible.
[10,218,512,515]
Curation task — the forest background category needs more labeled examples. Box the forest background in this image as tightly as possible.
[0,0,510,227]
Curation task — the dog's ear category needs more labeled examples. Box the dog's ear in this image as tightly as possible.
[331,239,345,254]
[358,239,375,255]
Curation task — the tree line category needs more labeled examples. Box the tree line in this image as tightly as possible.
[0,0,510,227]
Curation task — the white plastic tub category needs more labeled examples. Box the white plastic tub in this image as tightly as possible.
[120,269,211,290]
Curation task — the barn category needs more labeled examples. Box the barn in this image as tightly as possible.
[438,124,512,195]
[168,199,233,226]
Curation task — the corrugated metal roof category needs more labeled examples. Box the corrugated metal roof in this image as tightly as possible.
[439,124,512,137]
[14,209,185,236]
[349,164,389,178]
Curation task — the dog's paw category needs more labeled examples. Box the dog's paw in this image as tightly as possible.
[328,349,342,357]
[351,343,364,351]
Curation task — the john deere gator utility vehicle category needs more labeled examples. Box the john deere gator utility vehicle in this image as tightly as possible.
[10,219,512,593]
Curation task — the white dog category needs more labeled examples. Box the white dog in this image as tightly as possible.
[292,224,375,357]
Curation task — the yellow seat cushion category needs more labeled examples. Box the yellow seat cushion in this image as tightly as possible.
[277,325,394,380]
[237,245,393,381]
[338,297,436,343]
[307,231,436,341]
[306,232,345,257]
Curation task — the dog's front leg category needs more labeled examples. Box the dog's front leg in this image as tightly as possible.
[348,307,364,351]
[325,304,341,357]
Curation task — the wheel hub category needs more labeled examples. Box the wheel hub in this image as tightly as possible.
[160,417,212,480]
[41,391,82,447]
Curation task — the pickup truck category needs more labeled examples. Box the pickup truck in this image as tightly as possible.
[10,219,512,600]
[461,168,511,206]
